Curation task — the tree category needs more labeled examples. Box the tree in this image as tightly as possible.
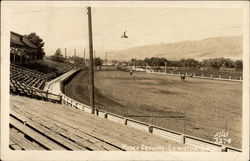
[25,32,45,59]
[94,57,103,66]
[55,48,63,57]
[49,48,65,62]
[234,60,243,70]
[209,57,225,69]
[223,58,234,68]
[202,59,211,67]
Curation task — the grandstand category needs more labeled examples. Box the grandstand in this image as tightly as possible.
[10,64,62,102]
[10,95,192,151]
[10,31,39,64]
[9,31,74,102]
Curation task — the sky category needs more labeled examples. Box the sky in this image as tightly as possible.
[5,1,243,59]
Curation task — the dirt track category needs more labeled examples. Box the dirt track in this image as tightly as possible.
[64,70,242,148]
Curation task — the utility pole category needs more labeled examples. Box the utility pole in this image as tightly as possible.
[74,49,77,68]
[184,111,186,134]
[165,62,167,73]
[64,48,67,68]
[106,52,108,65]
[65,48,67,59]
[94,50,96,67]
[87,7,95,114]
[84,49,86,66]
[225,120,228,132]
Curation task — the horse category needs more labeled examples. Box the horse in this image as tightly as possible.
[180,75,186,81]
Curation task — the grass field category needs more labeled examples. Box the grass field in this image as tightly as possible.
[64,70,242,149]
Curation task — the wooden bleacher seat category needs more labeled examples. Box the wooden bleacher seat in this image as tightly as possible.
[10,65,67,103]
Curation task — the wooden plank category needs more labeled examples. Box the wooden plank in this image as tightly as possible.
[10,110,88,151]
[12,106,131,150]
[9,139,23,150]
[42,108,148,147]
[11,108,107,151]
[10,97,191,151]
[31,108,126,149]
[12,104,146,148]
[16,128,46,150]
[10,128,45,150]
[10,116,66,150]
[11,107,116,151]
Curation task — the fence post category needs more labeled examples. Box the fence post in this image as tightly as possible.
[95,108,99,115]
[59,95,62,104]
[185,72,187,76]
[240,76,242,80]
[229,76,231,80]
[202,73,204,77]
[180,134,185,144]
[219,75,221,79]
[194,73,195,76]
[178,72,180,75]
[148,125,153,133]
[124,118,128,125]
[221,146,227,152]
[45,90,48,101]
[211,74,213,78]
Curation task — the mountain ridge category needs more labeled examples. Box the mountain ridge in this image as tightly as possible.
[107,35,242,60]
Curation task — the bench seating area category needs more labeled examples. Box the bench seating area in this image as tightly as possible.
[11,65,56,82]
[9,95,190,151]
[10,65,62,102]
[21,60,73,79]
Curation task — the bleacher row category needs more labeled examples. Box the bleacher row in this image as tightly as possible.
[11,65,56,82]
[10,65,63,102]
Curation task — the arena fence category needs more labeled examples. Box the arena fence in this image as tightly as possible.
[97,66,242,81]
[145,69,242,82]
[47,69,242,152]
[36,89,62,103]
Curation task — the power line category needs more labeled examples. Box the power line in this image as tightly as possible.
[94,8,180,34]
[93,8,161,32]
[86,25,242,38]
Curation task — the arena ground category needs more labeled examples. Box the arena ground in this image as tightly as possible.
[64,70,242,148]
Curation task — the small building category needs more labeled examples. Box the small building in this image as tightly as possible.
[10,31,38,64]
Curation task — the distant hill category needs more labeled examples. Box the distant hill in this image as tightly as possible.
[108,35,242,60]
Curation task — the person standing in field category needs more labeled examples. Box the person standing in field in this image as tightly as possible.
[181,74,186,81]
[130,69,133,75]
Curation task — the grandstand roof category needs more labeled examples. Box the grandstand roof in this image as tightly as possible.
[10,31,37,49]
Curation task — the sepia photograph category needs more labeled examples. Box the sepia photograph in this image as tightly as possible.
[1,1,249,161]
